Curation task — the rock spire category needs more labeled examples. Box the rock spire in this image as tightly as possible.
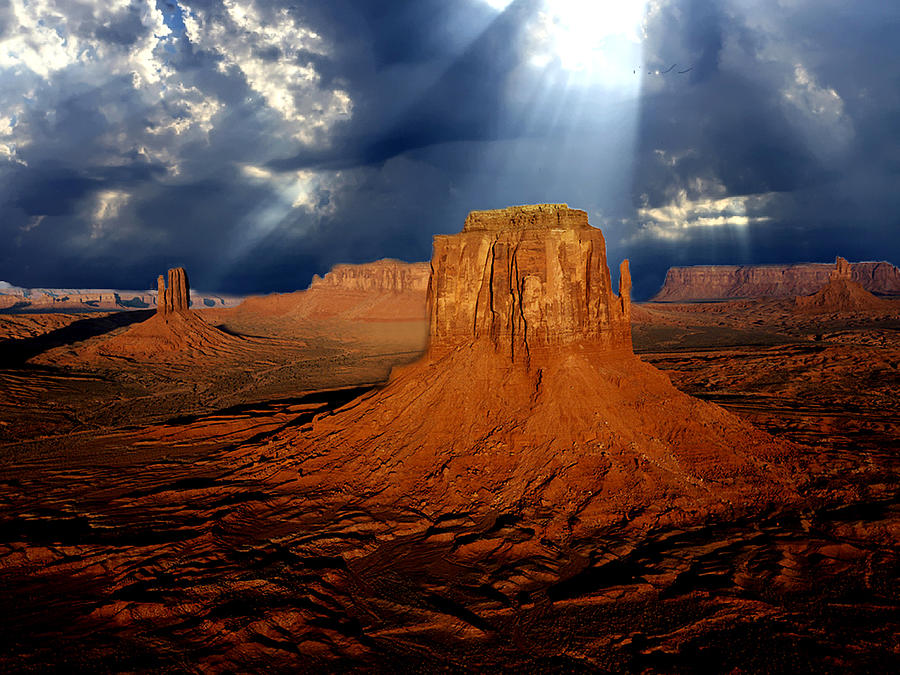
[831,256,852,281]
[156,267,190,315]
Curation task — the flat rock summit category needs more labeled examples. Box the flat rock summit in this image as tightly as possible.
[653,260,900,301]
[251,204,797,533]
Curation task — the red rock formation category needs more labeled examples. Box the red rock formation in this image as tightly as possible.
[653,261,900,301]
[796,257,893,313]
[156,275,167,314]
[309,259,430,293]
[428,204,630,360]
[225,259,430,324]
[157,267,190,314]
[257,205,795,532]
[89,267,245,362]
[831,256,852,281]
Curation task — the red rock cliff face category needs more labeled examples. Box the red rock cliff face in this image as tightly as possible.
[156,267,190,315]
[653,261,900,301]
[309,259,430,293]
[428,204,631,360]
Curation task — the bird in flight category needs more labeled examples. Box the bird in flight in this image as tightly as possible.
[641,64,693,75]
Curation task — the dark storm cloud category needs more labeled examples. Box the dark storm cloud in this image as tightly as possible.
[270,0,538,169]
[623,0,900,297]
[2,0,899,297]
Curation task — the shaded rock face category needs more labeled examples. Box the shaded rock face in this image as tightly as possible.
[653,261,900,301]
[156,268,190,315]
[309,260,430,294]
[428,204,631,360]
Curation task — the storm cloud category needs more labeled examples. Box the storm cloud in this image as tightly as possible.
[1,0,898,298]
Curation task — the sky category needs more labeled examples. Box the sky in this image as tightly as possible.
[1,0,898,299]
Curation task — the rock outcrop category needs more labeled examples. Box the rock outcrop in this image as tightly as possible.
[795,257,893,313]
[157,267,190,314]
[256,205,796,534]
[428,204,631,360]
[653,261,900,301]
[831,256,852,281]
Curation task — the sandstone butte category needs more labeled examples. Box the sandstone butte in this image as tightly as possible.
[90,267,245,361]
[795,256,895,313]
[653,259,900,302]
[251,204,798,534]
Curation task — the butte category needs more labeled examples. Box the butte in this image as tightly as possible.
[87,267,245,361]
[256,205,798,533]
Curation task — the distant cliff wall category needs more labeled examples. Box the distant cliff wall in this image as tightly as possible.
[652,261,900,301]
[309,259,430,293]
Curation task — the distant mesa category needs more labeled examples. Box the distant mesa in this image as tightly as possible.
[222,259,431,324]
[0,272,242,313]
[258,204,796,533]
[310,258,430,295]
[653,260,900,302]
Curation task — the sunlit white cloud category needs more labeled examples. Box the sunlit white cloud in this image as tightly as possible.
[145,85,223,138]
[182,0,352,146]
[633,178,779,241]
[781,64,854,152]
[0,0,172,85]
[90,189,130,240]
[240,163,341,214]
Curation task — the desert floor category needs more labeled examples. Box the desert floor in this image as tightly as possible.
[0,303,897,671]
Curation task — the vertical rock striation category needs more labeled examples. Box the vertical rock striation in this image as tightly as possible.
[428,204,631,361]
[157,267,191,315]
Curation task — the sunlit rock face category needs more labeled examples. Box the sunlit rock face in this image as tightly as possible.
[156,267,190,315]
[831,256,852,281]
[428,204,631,361]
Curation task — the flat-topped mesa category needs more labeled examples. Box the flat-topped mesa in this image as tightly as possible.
[309,259,430,293]
[156,267,190,315]
[429,204,631,361]
[463,203,590,232]
[653,260,900,301]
